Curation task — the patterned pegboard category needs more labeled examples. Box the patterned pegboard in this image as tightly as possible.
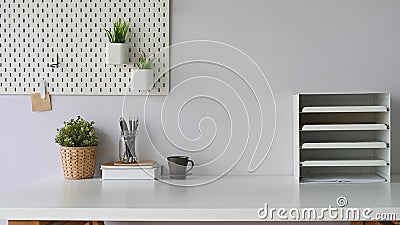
[0,0,169,95]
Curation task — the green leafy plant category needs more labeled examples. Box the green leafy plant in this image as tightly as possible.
[104,18,130,43]
[55,116,99,147]
[134,52,155,69]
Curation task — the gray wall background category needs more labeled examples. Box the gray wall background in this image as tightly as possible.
[2,0,400,224]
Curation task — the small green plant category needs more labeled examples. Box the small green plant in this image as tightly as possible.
[135,52,155,69]
[104,18,130,43]
[55,116,99,147]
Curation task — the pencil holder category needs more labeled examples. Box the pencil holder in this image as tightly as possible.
[118,131,137,163]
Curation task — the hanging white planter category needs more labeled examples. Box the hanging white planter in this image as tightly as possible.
[132,69,154,91]
[106,43,129,65]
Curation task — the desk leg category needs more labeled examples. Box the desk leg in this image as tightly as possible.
[85,222,105,225]
[363,222,399,225]
[9,221,51,225]
[9,221,104,225]
[351,222,362,225]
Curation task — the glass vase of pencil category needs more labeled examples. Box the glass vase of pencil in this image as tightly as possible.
[118,117,139,163]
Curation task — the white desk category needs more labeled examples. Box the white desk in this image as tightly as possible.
[0,176,400,221]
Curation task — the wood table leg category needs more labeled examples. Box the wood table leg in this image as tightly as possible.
[86,222,104,225]
[352,222,400,225]
[9,221,104,225]
[92,222,104,225]
[364,222,397,225]
[9,221,51,225]
[351,222,362,225]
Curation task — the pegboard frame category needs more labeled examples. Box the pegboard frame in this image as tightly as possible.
[0,0,169,96]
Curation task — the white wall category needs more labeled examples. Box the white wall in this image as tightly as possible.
[167,0,400,175]
[2,0,400,224]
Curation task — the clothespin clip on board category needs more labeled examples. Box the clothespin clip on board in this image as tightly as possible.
[31,78,52,112]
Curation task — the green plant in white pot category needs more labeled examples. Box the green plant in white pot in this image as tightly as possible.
[104,18,130,64]
[133,52,155,91]
[55,116,99,180]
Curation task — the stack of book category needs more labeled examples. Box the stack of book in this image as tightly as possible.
[101,160,161,180]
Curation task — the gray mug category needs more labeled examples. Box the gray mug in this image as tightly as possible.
[167,156,194,179]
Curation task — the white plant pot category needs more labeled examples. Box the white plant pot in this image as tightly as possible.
[133,69,154,91]
[106,43,129,65]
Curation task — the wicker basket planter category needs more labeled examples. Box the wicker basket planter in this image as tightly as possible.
[60,146,98,180]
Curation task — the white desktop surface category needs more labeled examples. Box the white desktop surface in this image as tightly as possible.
[0,175,399,221]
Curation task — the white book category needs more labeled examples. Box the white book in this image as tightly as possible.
[101,164,162,180]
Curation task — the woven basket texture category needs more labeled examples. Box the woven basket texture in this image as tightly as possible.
[60,146,97,180]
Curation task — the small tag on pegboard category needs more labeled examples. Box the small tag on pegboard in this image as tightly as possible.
[31,92,52,112]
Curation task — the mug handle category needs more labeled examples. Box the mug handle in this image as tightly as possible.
[186,160,194,173]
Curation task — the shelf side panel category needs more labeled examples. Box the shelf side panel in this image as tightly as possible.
[293,94,300,180]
